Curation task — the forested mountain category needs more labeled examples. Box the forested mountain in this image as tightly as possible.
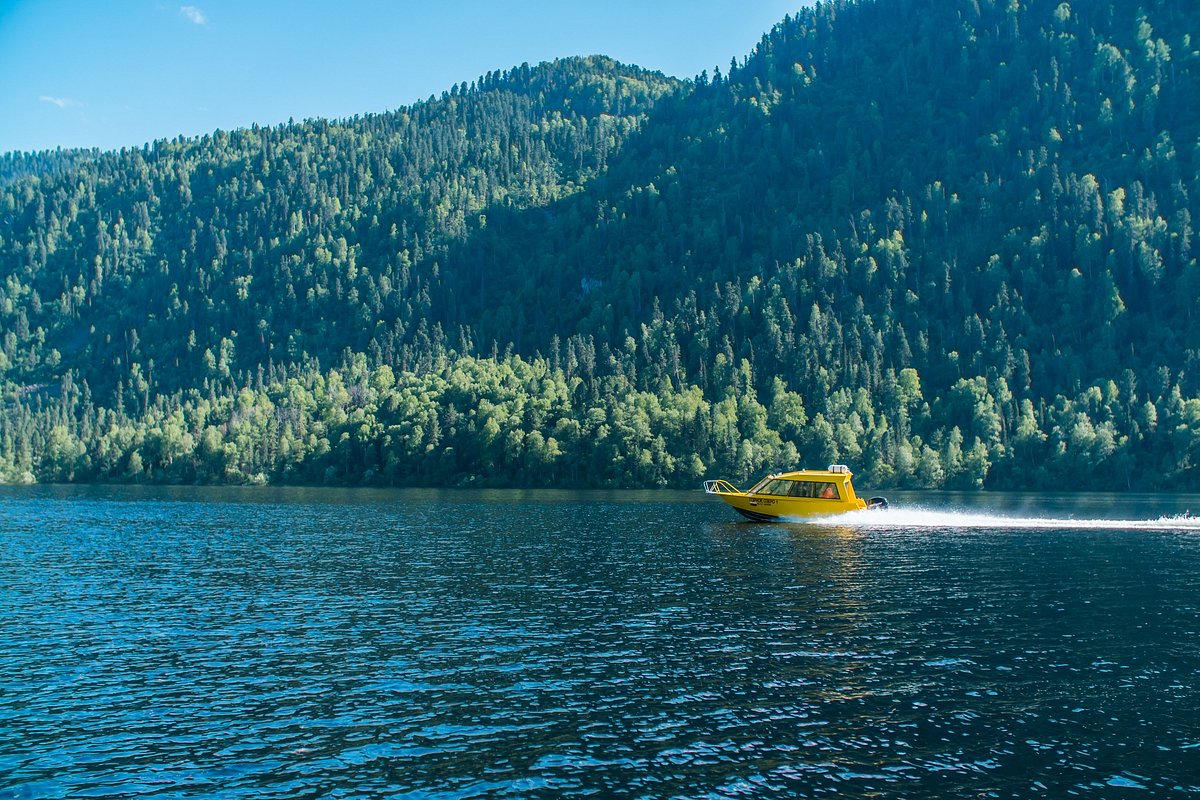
[2,0,1198,490]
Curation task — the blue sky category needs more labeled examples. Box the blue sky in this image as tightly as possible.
[0,0,804,154]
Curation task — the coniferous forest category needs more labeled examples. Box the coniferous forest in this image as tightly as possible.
[1,0,1198,490]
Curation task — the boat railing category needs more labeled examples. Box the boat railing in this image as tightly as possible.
[704,479,743,495]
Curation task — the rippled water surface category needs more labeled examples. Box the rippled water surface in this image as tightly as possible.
[2,486,1199,798]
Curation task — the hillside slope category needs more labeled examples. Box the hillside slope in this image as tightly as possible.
[0,56,679,390]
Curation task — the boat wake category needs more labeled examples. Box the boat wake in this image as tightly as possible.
[798,507,1200,532]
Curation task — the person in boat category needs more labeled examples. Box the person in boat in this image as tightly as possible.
[820,483,836,499]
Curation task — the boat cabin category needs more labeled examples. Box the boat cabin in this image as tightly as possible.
[746,464,857,502]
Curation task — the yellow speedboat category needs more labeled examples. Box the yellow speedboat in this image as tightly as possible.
[704,465,888,521]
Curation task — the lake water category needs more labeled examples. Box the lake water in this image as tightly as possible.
[2,486,1199,798]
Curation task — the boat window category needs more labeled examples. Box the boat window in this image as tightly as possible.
[748,477,773,494]
[759,479,791,496]
[815,481,840,499]
[786,481,811,497]
[784,480,840,499]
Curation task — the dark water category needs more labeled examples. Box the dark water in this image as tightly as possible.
[2,486,1199,799]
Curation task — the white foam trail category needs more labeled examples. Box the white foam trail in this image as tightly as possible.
[797,507,1200,531]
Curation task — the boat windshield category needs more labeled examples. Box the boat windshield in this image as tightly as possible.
[752,479,841,499]
[753,478,790,496]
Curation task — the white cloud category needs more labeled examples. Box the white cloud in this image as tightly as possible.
[179,5,207,25]
[39,95,80,109]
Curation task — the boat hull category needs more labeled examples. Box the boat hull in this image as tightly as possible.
[715,492,865,521]
[731,504,787,523]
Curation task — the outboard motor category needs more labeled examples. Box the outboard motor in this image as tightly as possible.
[867,496,889,510]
